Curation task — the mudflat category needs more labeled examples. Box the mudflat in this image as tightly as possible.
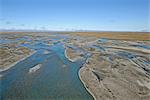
[66,32,150,100]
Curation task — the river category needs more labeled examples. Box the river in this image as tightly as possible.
[0,34,93,100]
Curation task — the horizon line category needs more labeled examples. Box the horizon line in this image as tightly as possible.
[0,29,149,33]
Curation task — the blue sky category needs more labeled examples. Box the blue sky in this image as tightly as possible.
[0,0,149,31]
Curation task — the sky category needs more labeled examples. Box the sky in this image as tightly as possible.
[0,0,150,31]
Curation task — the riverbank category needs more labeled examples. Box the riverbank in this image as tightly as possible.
[65,47,84,62]
[79,63,96,100]
[64,48,75,62]
[65,48,96,99]
[0,51,35,72]
[65,47,96,100]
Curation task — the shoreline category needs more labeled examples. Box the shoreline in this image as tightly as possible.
[64,47,76,62]
[64,47,96,100]
[78,66,97,100]
[0,51,36,72]
[64,47,84,62]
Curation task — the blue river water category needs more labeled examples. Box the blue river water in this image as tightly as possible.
[0,34,93,100]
